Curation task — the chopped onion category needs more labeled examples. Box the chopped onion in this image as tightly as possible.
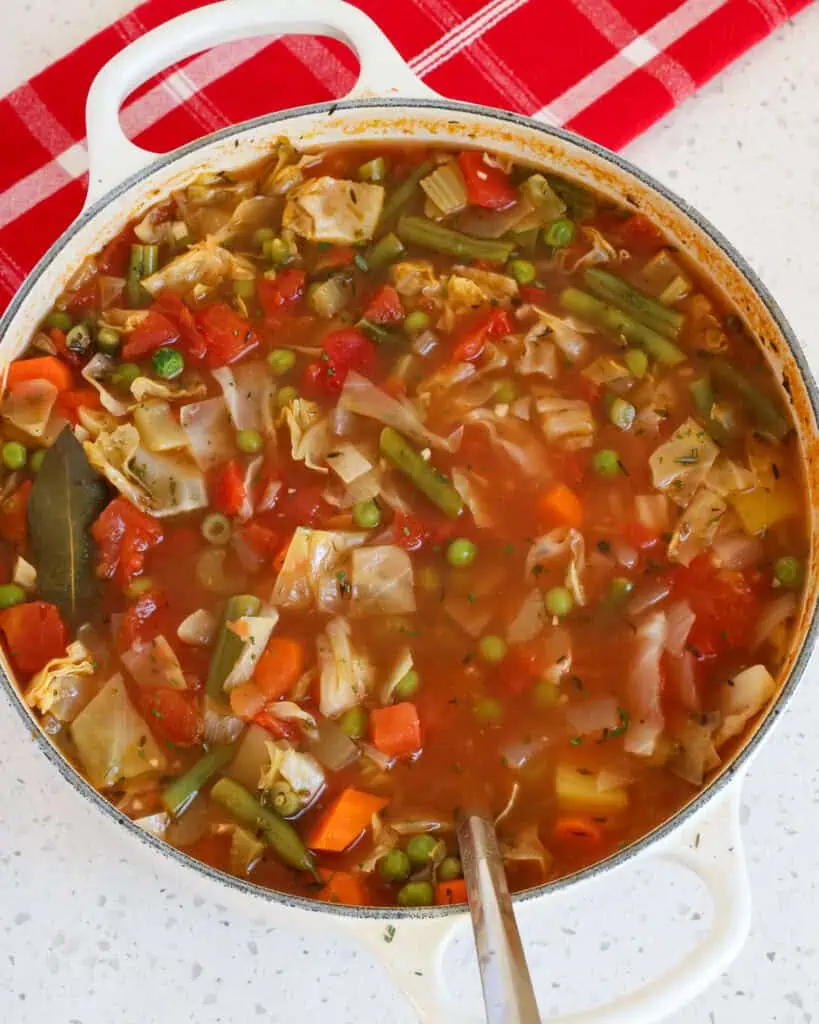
[711,531,763,570]
[623,611,667,757]
[666,650,700,712]
[307,717,360,771]
[635,494,671,532]
[330,404,356,437]
[626,579,672,617]
[177,609,217,647]
[753,593,797,650]
[166,796,211,846]
[99,275,125,310]
[203,697,245,745]
[565,697,620,735]
[359,740,394,771]
[411,330,438,357]
[610,537,639,570]
[664,600,695,658]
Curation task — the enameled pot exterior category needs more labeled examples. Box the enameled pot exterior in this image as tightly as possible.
[0,2,816,1021]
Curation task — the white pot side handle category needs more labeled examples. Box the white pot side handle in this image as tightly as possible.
[346,780,751,1024]
[83,0,435,205]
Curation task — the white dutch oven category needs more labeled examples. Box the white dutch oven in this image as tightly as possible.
[1,2,817,1021]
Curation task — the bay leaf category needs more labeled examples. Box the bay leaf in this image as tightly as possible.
[28,426,111,627]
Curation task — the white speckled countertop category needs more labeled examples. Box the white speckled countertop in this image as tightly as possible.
[2,5,819,1022]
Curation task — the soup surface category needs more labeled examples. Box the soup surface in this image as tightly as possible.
[0,141,806,909]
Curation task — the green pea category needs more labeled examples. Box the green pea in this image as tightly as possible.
[151,347,184,380]
[545,586,574,617]
[545,218,576,248]
[29,449,46,474]
[267,348,296,376]
[506,258,536,285]
[44,311,72,332]
[378,849,411,883]
[253,227,276,250]
[492,378,518,405]
[609,397,636,431]
[473,696,503,725]
[532,679,560,709]
[0,583,26,609]
[96,326,121,355]
[233,278,255,300]
[404,310,430,335]
[478,635,508,664]
[406,834,439,867]
[438,856,463,882]
[774,555,802,588]
[265,238,293,267]
[2,441,27,471]
[339,706,368,740]
[276,385,299,409]
[352,499,381,530]
[397,880,435,907]
[592,448,620,478]
[201,513,232,546]
[607,577,633,606]
[394,669,420,701]
[125,578,154,599]
[112,362,141,390]
[625,348,648,378]
[236,428,264,454]
[446,537,476,568]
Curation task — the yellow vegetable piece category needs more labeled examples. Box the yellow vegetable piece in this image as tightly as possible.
[554,764,629,814]
[731,481,800,536]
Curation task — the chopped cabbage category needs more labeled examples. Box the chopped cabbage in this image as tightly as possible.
[279,398,332,472]
[70,674,166,788]
[325,443,373,485]
[283,176,384,244]
[350,546,416,617]
[649,418,719,507]
[211,196,279,245]
[317,617,374,718]
[121,635,187,690]
[389,260,440,298]
[262,701,318,739]
[270,528,367,612]
[624,611,667,757]
[506,589,548,645]
[179,396,236,470]
[141,237,254,298]
[2,378,60,438]
[536,396,595,447]
[667,486,727,566]
[222,615,279,690]
[499,824,552,874]
[516,305,591,363]
[714,664,776,747]
[667,713,720,786]
[465,408,551,477]
[380,647,414,705]
[452,468,494,528]
[526,527,586,605]
[212,361,276,436]
[81,353,131,416]
[134,812,171,837]
[25,641,96,721]
[130,375,207,403]
[133,400,189,452]
[259,740,325,805]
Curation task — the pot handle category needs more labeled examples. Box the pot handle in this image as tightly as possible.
[342,779,751,1023]
[84,0,435,205]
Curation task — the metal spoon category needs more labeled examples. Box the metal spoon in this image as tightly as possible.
[456,809,541,1023]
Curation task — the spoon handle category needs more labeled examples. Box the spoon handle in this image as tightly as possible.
[456,813,541,1024]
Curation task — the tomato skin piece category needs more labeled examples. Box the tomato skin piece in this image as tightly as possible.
[140,688,203,747]
[0,480,32,546]
[257,269,306,317]
[362,284,403,325]
[391,511,458,552]
[121,311,180,361]
[458,151,518,210]
[91,497,164,588]
[452,308,511,364]
[253,709,299,742]
[0,602,67,675]
[152,291,207,360]
[212,460,246,517]
[623,521,660,550]
[303,329,378,395]
[118,588,168,650]
[197,303,260,368]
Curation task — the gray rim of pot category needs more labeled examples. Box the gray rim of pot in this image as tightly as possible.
[0,96,817,922]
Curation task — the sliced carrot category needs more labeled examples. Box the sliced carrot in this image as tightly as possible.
[435,879,467,906]
[6,355,73,392]
[318,869,370,906]
[369,702,422,759]
[537,483,583,529]
[309,788,389,853]
[253,637,306,701]
[552,816,603,844]
[228,680,267,720]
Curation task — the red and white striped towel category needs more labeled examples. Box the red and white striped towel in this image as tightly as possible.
[0,0,812,314]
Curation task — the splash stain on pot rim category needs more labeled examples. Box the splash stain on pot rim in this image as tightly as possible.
[0,95,817,922]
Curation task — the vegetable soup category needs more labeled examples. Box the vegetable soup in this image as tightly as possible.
[0,140,806,909]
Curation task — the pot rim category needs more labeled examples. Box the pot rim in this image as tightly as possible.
[1,95,816,923]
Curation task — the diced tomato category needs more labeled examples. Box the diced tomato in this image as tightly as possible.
[313,246,355,273]
[391,511,458,552]
[140,688,203,747]
[253,709,299,742]
[622,521,660,550]
[119,588,167,650]
[667,557,762,658]
[240,521,280,561]
[47,327,81,368]
[152,291,207,361]
[458,151,517,210]
[275,482,327,529]
[121,310,180,361]
[91,497,164,588]
[0,602,67,675]
[617,213,666,249]
[64,279,99,315]
[362,284,403,325]
[451,308,511,364]
[98,231,133,276]
[303,328,378,395]
[0,480,32,546]
[499,643,543,695]
[257,269,306,317]
[518,285,552,307]
[212,459,246,517]
[197,303,260,368]
[55,387,103,424]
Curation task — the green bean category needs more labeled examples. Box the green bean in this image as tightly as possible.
[66,323,93,356]
[559,288,686,367]
[378,160,434,230]
[206,594,262,698]
[270,780,301,818]
[379,427,463,519]
[96,326,121,355]
[397,215,515,265]
[127,244,158,308]
[142,244,159,276]
[545,218,576,248]
[365,232,406,271]
[162,745,236,817]
[506,258,536,285]
[201,512,232,546]
[709,357,789,440]
[584,268,684,340]
[608,397,636,431]
[233,278,255,300]
[688,375,730,446]
[210,777,319,879]
[358,319,396,345]
[546,175,596,221]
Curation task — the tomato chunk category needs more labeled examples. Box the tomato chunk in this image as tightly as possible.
[121,310,180,361]
[257,269,306,317]
[458,151,517,210]
[91,497,164,588]
[451,308,511,363]
[0,602,67,675]
[140,688,202,747]
[212,459,246,517]
[118,588,167,650]
[152,291,207,360]
[362,284,403,325]
[0,480,32,546]
[197,303,260,368]
[302,328,377,396]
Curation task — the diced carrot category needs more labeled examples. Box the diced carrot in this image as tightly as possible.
[369,702,422,759]
[435,879,467,906]
[6,356,73,392]
[552,816,603,844]
[537,483,583,529]
[309,788,389,853]
[229,680,267,720]
[318,869,370,906]
[254,637,306,701]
